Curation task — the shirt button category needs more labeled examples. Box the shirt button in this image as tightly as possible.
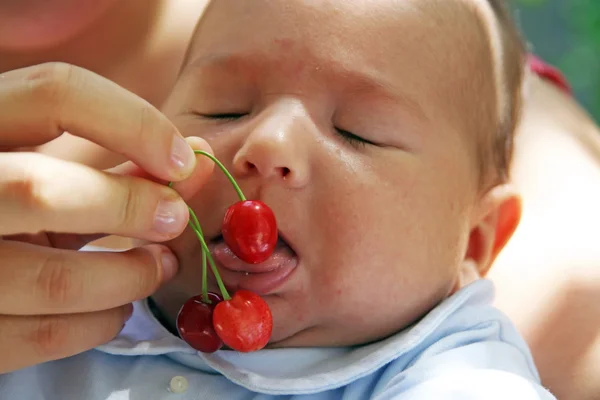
[169,376,188,394]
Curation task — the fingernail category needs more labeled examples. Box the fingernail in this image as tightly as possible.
[153,199,188,235]
[160,251,179,281]
[170,135,196,176]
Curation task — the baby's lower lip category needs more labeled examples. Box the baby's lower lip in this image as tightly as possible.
[208,239,298,295]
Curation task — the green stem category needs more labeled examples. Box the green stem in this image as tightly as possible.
[187,223,211,303]
[186,209,209,304]
[164,150,243,302]
[189,224,231,301]
[186,208,231,301]
[203,242,231,301]
[193,150,246,201]
[196,228,231,300]
[201,249,208,303]
[168,150,245,201]
[188,206,203,237]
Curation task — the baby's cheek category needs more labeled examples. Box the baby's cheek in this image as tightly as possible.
[314,257,396,319]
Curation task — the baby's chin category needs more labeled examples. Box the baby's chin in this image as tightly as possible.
[262,306,405,349]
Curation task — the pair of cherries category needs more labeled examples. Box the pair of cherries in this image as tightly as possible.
[168,151,276,353]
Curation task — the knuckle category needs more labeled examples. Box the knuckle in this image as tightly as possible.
[118,181,141,229]
[36,253,81,307]
[136,102,155,143]
[25,63,76,134]
[5,161,51,214]
[26,62,73,104]
[31,316,70,359]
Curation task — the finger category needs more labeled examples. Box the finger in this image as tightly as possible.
[46,233,107,251]
[2,139,213,249]
[0,242,177,315]
[3,234,110,253]
[2,232,105,251]
[109,136,216,200]
[2,233,53,247]
[0,62,204,181]
[0,152,189,239]
[0,305,131,374]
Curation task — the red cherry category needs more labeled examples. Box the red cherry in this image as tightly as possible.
[222,200,278,264]
[213,290,273,352]
[176,292,224,353]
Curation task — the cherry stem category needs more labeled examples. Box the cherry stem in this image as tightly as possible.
[187,210,209,303]
[193,150,246,202]
[165,149,245,302]
[185,207,230,301]
[201,250,208,302]
[188,224,212,303]
[190,222,231,301]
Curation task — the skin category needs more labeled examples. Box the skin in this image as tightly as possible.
[492,74,600,400]
[1,0,211,170]
[0,0,211,251]
[2,1,598,398]
[0,0,118,50]
[0,0,214,373]
[0,62,218,373]
[151,0,519,348]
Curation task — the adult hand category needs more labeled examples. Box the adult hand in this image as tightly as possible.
[0,63,213,373]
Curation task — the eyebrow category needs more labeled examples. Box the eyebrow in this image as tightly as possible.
[336,68,429,121]
[183,52,429,121]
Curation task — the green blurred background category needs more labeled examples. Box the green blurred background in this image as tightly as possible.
[512,0,599,122]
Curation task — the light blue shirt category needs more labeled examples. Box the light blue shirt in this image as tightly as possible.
[0,279,557,399]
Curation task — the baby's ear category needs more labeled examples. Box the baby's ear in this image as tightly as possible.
[464,183,522,277]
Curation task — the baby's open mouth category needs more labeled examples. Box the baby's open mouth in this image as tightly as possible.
[207,234,298,294]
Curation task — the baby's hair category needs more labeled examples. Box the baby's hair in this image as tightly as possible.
[483,0,527,187]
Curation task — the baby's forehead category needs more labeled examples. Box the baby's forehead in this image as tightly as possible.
[190,0,498,64]
[185,0,501,130]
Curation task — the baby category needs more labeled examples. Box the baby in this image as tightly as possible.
[0,0,557,398]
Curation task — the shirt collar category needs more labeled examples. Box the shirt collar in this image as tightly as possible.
[95,279,494,395]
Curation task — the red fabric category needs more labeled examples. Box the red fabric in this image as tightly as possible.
[528,54,572,95]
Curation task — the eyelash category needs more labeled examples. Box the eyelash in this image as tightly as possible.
[199,114,374,148]
[335,128,375,147]
[202,113,246,121]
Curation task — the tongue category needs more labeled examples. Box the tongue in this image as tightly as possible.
[210,240,295,274]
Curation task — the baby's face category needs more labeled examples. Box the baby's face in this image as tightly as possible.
[161,0,500,347]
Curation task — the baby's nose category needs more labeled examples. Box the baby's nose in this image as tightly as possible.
[232,108,310,188]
